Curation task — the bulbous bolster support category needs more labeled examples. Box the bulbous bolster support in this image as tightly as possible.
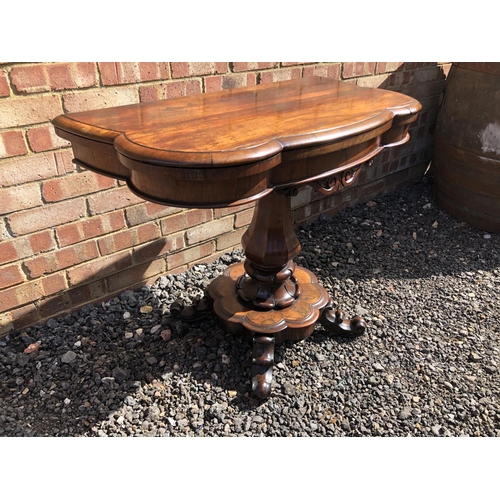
[236,259,301,310]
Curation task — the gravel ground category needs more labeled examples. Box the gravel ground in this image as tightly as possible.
[1,175,499,437]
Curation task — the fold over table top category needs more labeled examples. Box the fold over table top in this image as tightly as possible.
[52,76,421,207]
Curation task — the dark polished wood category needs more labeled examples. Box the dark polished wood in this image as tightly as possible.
[53,76,421,398]
[53,77,420,208]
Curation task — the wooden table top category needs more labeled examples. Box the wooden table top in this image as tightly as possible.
[53,76,421,168]
[53,77,421,207]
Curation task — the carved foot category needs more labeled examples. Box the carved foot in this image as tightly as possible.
[251,335,275,399]
[170,294,214,323]
[319,301,366,338]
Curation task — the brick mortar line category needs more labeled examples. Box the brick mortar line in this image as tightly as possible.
[83,196,91,219]
[95,61,106,87]
[24,125,41,155]
[52,223,65,250]
[2,216,16,238]
[38,177,51,204]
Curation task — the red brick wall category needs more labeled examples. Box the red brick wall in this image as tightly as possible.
[0,62,450,335]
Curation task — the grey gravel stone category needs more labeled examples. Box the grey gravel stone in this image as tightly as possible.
[469,352,482,362]
[61,351,77,363]
[341,419,351,431]
[112,367,127,383]
[398,407,412,420]
[356,304,369,316]
[124,396,137,407]
[432,425,442,436]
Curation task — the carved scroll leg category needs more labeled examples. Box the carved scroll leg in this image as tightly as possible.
[251,334,275,399]
[319,300,367,338]
[170,292,214,323]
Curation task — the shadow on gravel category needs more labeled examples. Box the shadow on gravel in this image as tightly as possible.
[1,284,362,436]
[297,175,499,341]
[2,176,499,437]
[298,177,499,285]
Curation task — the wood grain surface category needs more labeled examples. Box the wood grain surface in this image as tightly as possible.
[53,77,421,207]
[53,76,420,167]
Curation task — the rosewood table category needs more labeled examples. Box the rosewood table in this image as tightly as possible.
[52,76,421,398]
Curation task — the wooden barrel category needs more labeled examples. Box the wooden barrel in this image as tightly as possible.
[434,62,500,232]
